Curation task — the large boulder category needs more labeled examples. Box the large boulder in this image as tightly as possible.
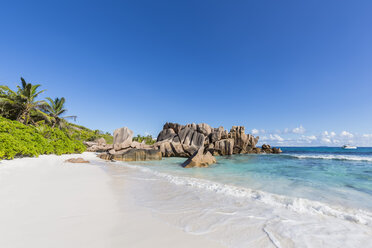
[113,127,133,150]
[100,149,162,161]
[182,148,216,168]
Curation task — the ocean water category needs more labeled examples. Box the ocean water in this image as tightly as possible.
[115,147,372,247]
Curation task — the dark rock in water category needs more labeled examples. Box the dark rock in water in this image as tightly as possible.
[261,144,282,154]
[182,147,216,168]
[65,158,89,163]
[99,149,162,162]
[272,147,282,153]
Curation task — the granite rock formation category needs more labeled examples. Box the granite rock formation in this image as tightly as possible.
[90,123,281,166]
[154,122,267,158]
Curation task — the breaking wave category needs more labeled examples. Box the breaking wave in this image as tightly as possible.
[122,163,372,227]
[286,154,372,162]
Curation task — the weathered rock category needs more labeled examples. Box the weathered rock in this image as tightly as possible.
[98,153,112,160]
[65,158,89,163]
[197,123,212,136]
[163,122,184,134]
[154,141,174,157]
[213,139,234,155]
[252,147,261,154]
[84,141,97,147]
[96,137,106,145]
[113,127,133,150]
[178,127,194,144]
[156,128,176,142]
[112,149,162,161]
[86,144,113,152]
[170,142,189,157]
[272,147,282,154]
[182,148,216,168]
[210,127,223,143]
[262,144,271,150]
[182,144,199,156]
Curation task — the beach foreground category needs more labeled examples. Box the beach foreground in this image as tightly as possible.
[0,153,225,248]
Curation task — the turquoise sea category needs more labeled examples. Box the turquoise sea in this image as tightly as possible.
[118,147,372,247]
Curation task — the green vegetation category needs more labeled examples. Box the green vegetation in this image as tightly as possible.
[132,134,156,145]
[0,78,113,159]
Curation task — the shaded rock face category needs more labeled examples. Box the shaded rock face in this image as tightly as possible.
[182,147,216,168]
[154,122,272,157]
[99,149,162,161]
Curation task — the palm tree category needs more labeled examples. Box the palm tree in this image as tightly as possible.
[0,77,48,124]
[43,97,77,128]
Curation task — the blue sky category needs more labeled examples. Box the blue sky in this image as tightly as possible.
[1,0,372,146]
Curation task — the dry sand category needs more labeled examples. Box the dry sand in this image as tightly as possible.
[0,153,225,248]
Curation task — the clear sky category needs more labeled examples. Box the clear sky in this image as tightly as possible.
[1,0,372,146]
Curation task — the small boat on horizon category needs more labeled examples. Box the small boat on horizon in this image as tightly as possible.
[342,145,357,149]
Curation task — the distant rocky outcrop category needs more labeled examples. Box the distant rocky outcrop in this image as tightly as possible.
[261,144,282,154]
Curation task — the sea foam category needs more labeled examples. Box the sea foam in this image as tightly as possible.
[122,163,372,227]
[287,154,372,162]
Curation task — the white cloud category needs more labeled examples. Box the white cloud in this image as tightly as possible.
[305,135,317,141]
[264,134,284,142]
[340,131,353,138]
[292,125,306,134]
[251,128,264,135]
[321,137,332,143]
[257,128,372,146]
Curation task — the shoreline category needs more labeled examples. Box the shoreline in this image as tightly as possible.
[1,152,372,247]
[0,153,225,248]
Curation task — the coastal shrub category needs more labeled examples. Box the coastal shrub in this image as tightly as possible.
[0,117,53,159]
[37,125,86,155]
[67,123,113,144]
[0,117,86,159]
[133,134,156,145]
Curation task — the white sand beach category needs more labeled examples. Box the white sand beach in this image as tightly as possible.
[0,153,225,248]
